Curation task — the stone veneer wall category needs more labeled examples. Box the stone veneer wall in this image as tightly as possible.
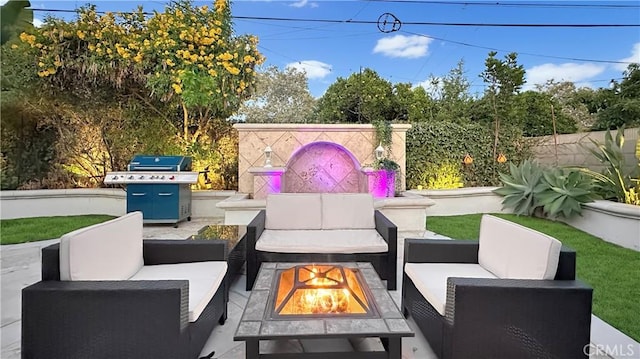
[531,127,639,172]
[235,123,411,196]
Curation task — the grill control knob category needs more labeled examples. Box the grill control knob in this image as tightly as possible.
[169,175,175,180]
[160,176,165,179]
[112,175,118,180]
[128,175,134,180]
[139,176,144,180]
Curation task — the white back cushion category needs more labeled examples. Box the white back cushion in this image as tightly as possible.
[265,193,322,230]
[59,212,144,281]
[321,193,375,229]
[478,215,562,280]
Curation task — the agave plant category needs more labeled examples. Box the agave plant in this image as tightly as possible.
[493,160,546,216]
[537,168,600,218]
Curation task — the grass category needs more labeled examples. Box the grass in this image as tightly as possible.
[0,215,116,245]
[427,213,640,342]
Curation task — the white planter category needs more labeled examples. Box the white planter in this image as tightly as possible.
[560,200,640,251]
[0,189,234,220]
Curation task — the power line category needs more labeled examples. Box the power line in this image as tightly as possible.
[363,0,640,9]
[401,30,636,65]
[30,9,640,27]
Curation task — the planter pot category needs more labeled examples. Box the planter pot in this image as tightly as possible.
[368,170,395,198]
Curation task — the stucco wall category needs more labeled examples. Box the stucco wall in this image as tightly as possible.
[234,123,411,195]
[531,127,639,172]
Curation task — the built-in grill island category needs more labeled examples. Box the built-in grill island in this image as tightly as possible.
[104,155,198,227]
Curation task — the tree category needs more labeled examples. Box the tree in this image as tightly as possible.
[1,0,32,45]
[592,64,640,130]
[237,65,315,123]
[515,91,576,137]
[6,0,264,188]
[431,60,473,123]
[536,80,595,131]
[314,68,397,124]
[392,83,435,123]
[480,51,525,158]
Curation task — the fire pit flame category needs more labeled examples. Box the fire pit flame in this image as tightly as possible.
[272,264,374,317]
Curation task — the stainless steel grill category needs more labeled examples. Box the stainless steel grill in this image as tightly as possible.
[104,155,198,227]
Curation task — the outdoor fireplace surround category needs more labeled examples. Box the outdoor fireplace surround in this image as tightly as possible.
[269,264,378,319]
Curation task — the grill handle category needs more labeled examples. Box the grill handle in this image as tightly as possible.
[129,166,176,171]
[131,193,147,196]
[158,193,174,196]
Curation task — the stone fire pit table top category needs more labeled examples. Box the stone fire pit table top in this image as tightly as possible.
[234,262,414,359]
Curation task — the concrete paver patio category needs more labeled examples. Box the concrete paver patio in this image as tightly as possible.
[1,218,636,358]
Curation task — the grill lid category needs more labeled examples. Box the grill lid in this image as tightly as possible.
[128,155,192,172]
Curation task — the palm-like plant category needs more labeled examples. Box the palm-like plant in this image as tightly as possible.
[580,127,639,205]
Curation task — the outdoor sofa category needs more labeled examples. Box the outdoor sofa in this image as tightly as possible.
[21,212,228,359]
[402,214,593,359]
[245,193,398,290]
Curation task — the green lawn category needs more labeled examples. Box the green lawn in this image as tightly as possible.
[427,214,640,342]
[0,215,116,245]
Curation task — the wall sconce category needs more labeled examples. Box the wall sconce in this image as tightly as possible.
[497,153,507,163]
[264,145,273,167]
[463,153,474,165]
[375,143,385,160]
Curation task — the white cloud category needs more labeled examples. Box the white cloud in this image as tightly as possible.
[286,60,332,79]
[525,63,605,87]
[33,18,44,27]
[373,35,432,59]
[413,77,442,96]
[614,42,640,72]
[289,0,318,8]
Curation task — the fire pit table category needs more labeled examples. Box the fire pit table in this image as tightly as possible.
[234,262,414,359]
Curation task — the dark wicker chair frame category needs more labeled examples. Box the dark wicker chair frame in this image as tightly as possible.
[402,239,593,359]
[22,240,229,359]
[245,210,397,291]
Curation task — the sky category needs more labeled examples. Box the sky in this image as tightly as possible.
[15,0,640,97]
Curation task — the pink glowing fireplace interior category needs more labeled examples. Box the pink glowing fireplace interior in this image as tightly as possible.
[284,142,365,194]
[249,141,395,198]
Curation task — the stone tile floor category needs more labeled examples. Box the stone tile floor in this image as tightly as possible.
[1,218,636,358]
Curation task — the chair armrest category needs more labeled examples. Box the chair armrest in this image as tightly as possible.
[374,210,397,244]
[556,245,577,280]
[22,280,190,358]
[246,210,266,251]
[143,239,227,265]
[42,243,61,281]
[404,239,479,264]
[444,277,592,358]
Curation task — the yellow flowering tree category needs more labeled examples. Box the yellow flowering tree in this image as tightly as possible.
[13,0,263,188]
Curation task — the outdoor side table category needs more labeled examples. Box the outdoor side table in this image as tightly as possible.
[189,224,247,278]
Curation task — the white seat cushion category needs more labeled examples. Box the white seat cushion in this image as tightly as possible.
[59,212,144,281]
[129,261,227,322]
[321,193,375,229]
[478,215,562,280]
[404,263,497,316]
[266,193,322,230]
[255,229,388,253]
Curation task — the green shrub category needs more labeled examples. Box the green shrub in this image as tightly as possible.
[421,161,464,189]
[406,122,531,188]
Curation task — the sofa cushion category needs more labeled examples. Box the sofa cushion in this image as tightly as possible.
[255,229,388,253]
[321,193,375,229]
[265,193,322,230]
[129,261,228,322]
[478,215,562,280]
[404,263,497,316]
[59,212,144,281]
